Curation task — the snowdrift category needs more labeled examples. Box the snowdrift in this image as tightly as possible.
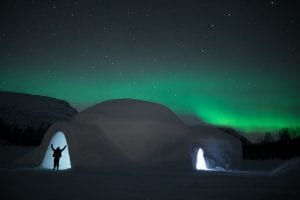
[271,157,300,176]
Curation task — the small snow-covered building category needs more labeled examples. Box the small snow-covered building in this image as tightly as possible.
[20,99,192,170]
[17,99,243,171]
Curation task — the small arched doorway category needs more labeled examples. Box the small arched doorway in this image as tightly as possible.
[41,131,71,170]
[196,147,208,170]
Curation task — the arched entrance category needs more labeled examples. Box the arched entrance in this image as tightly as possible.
[41,131,71,170]
[196,147,208,170]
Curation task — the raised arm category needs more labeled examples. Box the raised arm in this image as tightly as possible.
[61,145,67,152]
[51,144,55,151]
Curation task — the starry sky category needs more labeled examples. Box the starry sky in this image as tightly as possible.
[0,0,299,134]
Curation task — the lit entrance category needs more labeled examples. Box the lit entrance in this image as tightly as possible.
[41,131,71,170]
[196,147,208,170]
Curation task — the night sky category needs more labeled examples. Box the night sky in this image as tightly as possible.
[0,0,299,134]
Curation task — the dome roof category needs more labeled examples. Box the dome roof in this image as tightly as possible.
[74,99,184,125]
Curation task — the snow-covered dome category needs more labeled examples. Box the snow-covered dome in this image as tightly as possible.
[16,99,243,171]
[74,99,185,124]
[19,99,191,169]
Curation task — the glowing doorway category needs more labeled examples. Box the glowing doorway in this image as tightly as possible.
[196,148,208,170]
[41,131,71,170]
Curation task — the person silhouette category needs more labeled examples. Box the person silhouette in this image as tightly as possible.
[51,144,67,170]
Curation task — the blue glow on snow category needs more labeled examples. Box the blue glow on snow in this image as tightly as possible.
[41,131,71,170]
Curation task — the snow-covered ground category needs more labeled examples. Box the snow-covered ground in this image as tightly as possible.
[0,166,299,200]
[1,154,299,200]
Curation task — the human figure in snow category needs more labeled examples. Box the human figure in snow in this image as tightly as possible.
[51,144,67,170]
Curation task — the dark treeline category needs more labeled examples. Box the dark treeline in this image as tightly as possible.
[243,127,300,159]
[0,118,49,146]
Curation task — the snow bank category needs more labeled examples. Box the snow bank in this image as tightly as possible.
[271,157,300,176]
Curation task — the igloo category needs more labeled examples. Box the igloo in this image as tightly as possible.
[18,99,192,170]
[16,99,242,171]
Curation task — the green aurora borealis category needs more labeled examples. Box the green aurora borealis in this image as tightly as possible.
[1,1,299,135]
[1,64,299,134]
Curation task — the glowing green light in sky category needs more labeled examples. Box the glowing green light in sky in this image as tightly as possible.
[1,66,299,134]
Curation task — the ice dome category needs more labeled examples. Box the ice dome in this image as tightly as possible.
[18,99,191,170]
